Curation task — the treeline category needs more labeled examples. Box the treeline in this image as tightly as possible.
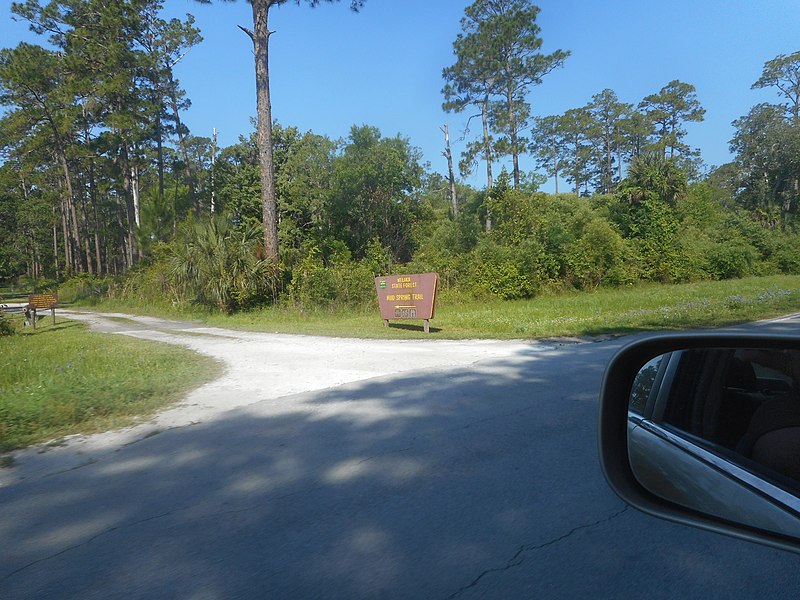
[0,0,205,279]
[1,0,800,314]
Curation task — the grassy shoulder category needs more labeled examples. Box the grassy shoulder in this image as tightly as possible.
[70,274,800,339]
[4,275,795,451]
[0,318,222,452]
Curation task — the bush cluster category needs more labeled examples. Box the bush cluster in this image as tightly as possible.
[54,177,800,313]
[405,185,800,302]
[56,273,111,304]
[286,239,390,310]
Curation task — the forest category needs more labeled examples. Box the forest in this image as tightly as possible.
[1,0,800,314]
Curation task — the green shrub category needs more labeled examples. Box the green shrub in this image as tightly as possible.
[0,314,15,336]
[335,261,379,307]
[565,218,626,289]
[288,247,338,307]
[287,244,377,310]
[58,274,113,304]
[772,235,800,274]
[118,259,174,305]
[466,239,544,300]
[706,239,757,280]
[676,223,759,281]
[402,251,469,293]
[169,217,277,313]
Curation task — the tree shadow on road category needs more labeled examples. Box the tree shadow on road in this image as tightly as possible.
[0,338,793,599]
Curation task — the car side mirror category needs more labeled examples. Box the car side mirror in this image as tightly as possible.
[598,333,800,554]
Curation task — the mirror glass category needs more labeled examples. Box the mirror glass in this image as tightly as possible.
[627,347,800,536]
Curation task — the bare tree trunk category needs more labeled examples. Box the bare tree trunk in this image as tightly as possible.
[211,128,217,214]
[19,179,40,280]
[507,88,521,190]
[173,175,179,237]
[60,199,72,275]
[132,165,141,228]
[82,118,103,275]
[482,97,493,192]
[52,206,60,279]
[481,97,493,232]
[115,193,128,272]
[89,161,102,275]
[166,71,198,215]
[79,191,94,275]
[73,171,94,275]
[553,156,559,194]
[55,149,84,273]
[243,0,279,262]
[26,234,34,280]
[155,88,165,200]
[30,231,39,280]
[120,141,137,268]
[442,124,458,219]
[69,200,82,272]
[39,105,81,273]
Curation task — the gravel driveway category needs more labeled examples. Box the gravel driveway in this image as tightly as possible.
[1,310,550,486]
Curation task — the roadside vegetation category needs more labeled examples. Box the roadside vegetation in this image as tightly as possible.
[0,317,221,452]
[4,1,800,457]
[49,275,800,340]
[3,273,798,455]
[3,1,800,323]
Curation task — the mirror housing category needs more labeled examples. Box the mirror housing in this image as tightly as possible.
[598,332,800,554]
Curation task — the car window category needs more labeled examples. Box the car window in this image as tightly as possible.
[629,354,664,416]
[641,348,800,492]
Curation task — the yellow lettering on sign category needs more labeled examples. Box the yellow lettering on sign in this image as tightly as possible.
[28,294,58,309]
[412,294,423,300]
[387,295,396,301]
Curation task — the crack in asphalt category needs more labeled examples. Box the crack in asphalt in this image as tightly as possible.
[3,310,590,589]
[0,509,178,583]
[4,405,545,579]
[444,505,630,599]
[42,458,98,478]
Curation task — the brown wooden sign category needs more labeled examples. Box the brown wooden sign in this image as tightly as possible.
[26,293,59,329]
[28,293,58,310]
[375,273,439,332]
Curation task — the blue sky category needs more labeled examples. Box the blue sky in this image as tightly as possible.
[2,0,799,192]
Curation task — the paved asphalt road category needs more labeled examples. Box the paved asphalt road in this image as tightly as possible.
[2,315,800,599]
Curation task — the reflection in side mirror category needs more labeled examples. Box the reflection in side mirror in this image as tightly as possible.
[598,335,800,554]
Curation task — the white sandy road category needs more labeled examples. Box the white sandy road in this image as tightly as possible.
[0,310,557,487]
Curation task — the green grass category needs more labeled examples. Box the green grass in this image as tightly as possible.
[3,274,797,451]
[207,276,800,339]
[435,279,800,339]
[73,275,800,339]
[0,318,222,452]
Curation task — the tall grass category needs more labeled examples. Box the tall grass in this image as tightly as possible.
[204,275,800,339]
[63,275,800,339]
[0,319,221,452]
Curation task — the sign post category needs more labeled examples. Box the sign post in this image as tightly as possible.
[27,293,59,329]
[375,273,439,333]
